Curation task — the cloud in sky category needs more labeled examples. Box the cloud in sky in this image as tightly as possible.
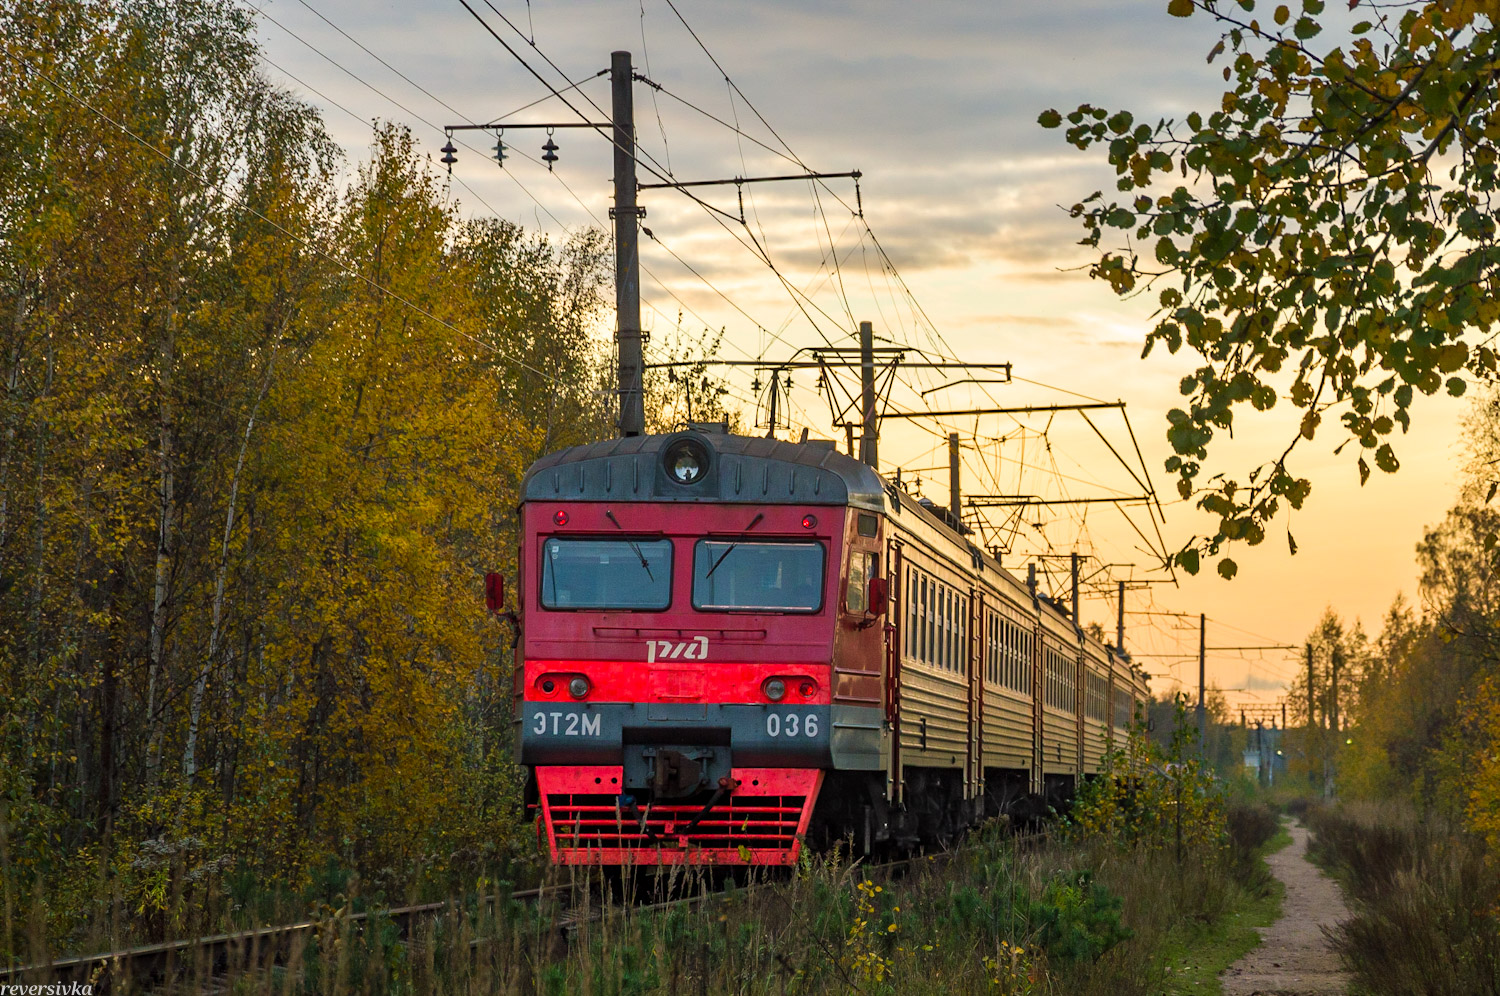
[253,0,1469,707]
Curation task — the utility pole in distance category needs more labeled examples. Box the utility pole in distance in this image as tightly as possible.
[610,51,645,437]
[1197,613,1206,757]
[1116,579,1126,653]
[1331,643,1341,735]
[1330,642,1342,799]
[1306,641,1317,793]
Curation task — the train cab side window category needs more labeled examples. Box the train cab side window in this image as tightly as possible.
[844,551,880,614]
[846,552,867,613]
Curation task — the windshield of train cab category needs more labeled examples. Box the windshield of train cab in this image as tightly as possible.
[691,540,825,612]
[541,537,672,610]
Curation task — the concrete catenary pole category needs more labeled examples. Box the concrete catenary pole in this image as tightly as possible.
[1331,643,1341,735]
[948,432,961,526]
[1306,641,1318,793]
[1071,552,1081,634]
[1306,642,1315,732]
[1197,613,1207,757]
[611,51,645,437]
[1116,580,1125,654]
[859,320,878,468]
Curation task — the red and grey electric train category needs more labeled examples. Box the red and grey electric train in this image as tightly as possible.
[510,426,1147,866]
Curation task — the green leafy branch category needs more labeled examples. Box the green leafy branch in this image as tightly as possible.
[1042,0,1500,575]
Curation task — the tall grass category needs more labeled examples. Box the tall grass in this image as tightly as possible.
[4,804,1272,995]
[1308,801,1500,996]
[2,792,1281,993]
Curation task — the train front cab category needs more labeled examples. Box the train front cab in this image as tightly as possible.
[514,431,887,866]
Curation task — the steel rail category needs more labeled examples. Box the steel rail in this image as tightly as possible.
[2,820,1052,985]
[0,885,557,984]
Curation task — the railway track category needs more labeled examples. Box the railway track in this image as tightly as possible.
[0,827,1037,991]
[0,884,559,990]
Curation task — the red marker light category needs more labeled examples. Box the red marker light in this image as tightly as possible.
[799,681,816,698]
[801,514,817,529]
[553,510,569,526]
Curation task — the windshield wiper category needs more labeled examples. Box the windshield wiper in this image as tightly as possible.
[630,542,655,582]
[704,543,738,579]
[605,509,655,582]
[703,512,763,579]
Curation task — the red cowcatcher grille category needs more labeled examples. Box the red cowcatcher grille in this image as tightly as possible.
[535,767,823,866]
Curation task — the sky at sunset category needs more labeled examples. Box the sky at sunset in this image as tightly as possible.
[251,0,1470,712]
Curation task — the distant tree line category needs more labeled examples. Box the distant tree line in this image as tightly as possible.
[1294,389,1500,847]
[1345,393,1500,819]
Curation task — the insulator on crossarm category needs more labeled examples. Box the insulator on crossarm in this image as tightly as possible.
[542,128,559,170]
[493,132,507,166]
[440,136,458,172]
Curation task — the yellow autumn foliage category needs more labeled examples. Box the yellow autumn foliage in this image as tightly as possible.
[0,1,612,959]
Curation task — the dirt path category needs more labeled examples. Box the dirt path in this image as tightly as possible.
[1220,822,1351,996]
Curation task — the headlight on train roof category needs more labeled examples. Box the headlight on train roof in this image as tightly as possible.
[664,437,709,485]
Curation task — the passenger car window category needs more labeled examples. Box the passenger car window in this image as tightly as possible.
[540,538,672,610]
[692,540,824,612]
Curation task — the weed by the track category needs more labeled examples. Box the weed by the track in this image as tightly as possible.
[142,801,1272,996]
[1308,801,1500,996]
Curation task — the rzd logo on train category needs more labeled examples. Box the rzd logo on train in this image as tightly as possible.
[645,636,709,662]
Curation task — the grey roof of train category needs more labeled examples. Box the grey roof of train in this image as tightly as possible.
[522,432,886,509]
[523,433,1140,672]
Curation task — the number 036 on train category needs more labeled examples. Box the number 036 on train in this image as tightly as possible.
[485,425,1147,867]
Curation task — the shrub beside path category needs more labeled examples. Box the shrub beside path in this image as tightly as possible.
[1220,822,1351,996]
